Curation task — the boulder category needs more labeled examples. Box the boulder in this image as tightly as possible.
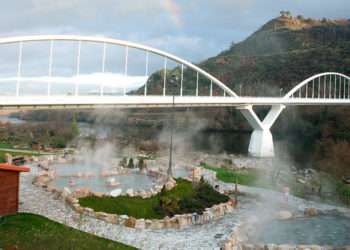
[150,220,164,230]
[124,217,137,228]
[164,177,176,191]
[126,188,134,197]
[176,215,188,229]
[74,187,90,198]
[145,219,153,229]
[95,212,109,219]
[276,210,293,220]
[192,167,202,183]
[163,217,172,229]
[105,214,118,224]
[304,208,318,217]
[134,219,146,229]
[93,192,105,198]
[61,187,72,198]
[72,204,84,213]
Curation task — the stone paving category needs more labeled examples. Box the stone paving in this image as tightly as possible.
[19,168,246,250]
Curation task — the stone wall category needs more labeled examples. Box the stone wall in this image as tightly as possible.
[33,169,237,230]
[69,193,236,230]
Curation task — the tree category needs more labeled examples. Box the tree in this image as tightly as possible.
[71,113,80,137]
[138,158,146,171]
[119,157,127,167]
[297,15,304,21]
[127,158,135,168]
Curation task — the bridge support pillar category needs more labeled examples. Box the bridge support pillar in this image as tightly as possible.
[237,104,285,158]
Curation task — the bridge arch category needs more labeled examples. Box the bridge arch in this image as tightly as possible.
[283,72,350,99]
[0,35,238,97]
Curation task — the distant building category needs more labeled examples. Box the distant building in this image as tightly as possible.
[0,164,30,216]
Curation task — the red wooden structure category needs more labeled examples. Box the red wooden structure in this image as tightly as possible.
[0,163,30,216]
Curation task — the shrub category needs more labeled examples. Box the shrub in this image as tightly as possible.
[127,158,134,168]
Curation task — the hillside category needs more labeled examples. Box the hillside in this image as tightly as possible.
[140,14,350,97]
[137,13,350,177]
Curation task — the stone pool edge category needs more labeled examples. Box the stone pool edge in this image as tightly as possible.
[33,169,237,230]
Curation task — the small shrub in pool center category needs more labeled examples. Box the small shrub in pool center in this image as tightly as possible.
[79,178,229,219]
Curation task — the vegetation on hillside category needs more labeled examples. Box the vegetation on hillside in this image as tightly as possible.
[137,13,350,181]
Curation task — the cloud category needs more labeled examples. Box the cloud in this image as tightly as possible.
[0,0,349,65]
[0,73,148,93]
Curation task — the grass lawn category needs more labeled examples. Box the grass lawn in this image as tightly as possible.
[199,162,260,185]
[0,148,50,163]
[0,213,136,250]
[0,142,14,149]
[337,182,350,204]
[79,178,229,219]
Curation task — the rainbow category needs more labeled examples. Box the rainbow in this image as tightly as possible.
[164,0,182,28]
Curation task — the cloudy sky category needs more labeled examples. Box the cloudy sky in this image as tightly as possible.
[2,0,349,62]
[0,0,348,95]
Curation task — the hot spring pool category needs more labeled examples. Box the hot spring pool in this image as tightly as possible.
[251,215,350,246]
[173,167,191,178]
[50,163,159,193]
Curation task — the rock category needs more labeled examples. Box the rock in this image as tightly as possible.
[176,215,188,229]
[110,188,122,197]
[276,210,293,220]
[297,178,306,184]
[5,153,12,164]
[33,175,51,186]
[343,177,350,184]
[119,214,129,220]
[145,219,152,229]
[74,187,90,198]
[223,241,232,250]
[304,208,318,217]
[83,207,95,216]
[150,220,164,229]
[124,217,137,228]
[126,188,134,197]
[93,192,104,198]
[192,167,202,183]
[106,177,120,187]
[163,217,172,229]
[95,212,111,221]
[106,214,118,224]
[72,204,84,213]
[164,177,176,191]
[139,190,148,198]
[46,184,55,192]
[61,187,71,198]
[134,219,146,229]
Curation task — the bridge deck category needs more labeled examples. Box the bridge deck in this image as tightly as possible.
[0,96,350,109]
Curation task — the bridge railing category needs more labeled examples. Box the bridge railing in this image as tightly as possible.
[283,72,350,100]
[0,35,238,98]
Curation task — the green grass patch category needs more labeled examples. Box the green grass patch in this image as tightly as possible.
[0,150,43,163]
[0,213,136,250]
[79,178,229,219]
[199,162,260,186]
[337,182,350,203]
[0,142,14,149]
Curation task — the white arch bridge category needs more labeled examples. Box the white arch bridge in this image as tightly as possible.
[0,35,349,157]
